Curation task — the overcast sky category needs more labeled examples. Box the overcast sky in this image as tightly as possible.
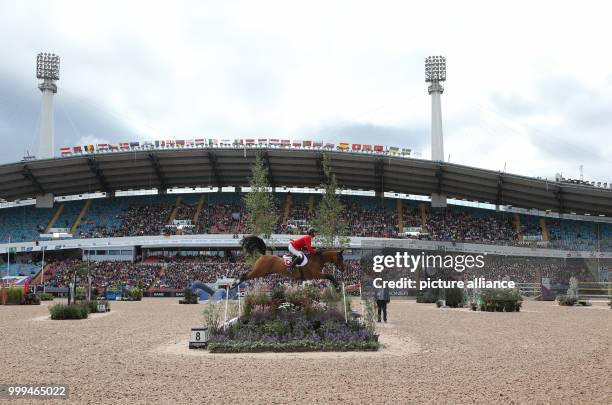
[0,0,610,183]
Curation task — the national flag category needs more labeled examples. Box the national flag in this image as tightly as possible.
[302,140,312,147]
[245,139,255,145]
[387,146,399,154]
[292,140,302,147]
[352,144,361,151]
[313,141,323,147]
[60,147,72,156]
[142,141,154,149]
[324,142,335,149]
[96,144,109,151]
[269,139,281,145]
[280,139,290,146]
[185,139,195,147]
[401,148,412,156]
[72,146,82,153]
[129,141,140,148]
[84,144,94,153]
[374,145,384,152]
[176,140,185,147]
[110,144,119,151]
[362,144,372,152]
[337,142,349,150]
[119,142,130,149]
[258,138,268,145]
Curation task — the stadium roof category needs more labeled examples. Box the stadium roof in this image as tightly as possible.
[1,148,611,216]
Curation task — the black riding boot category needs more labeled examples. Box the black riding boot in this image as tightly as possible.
[290,255,301,269]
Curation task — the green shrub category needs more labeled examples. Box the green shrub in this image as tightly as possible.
[49,303,89,320]
[557,295,578,306]
[208,340,379,353]
[416,291,438,303]
[86,300,111,313]
[37,293,54,301]
[5,287,24,305]
[179,288,198,304]
[445,287,464,308]
[127,288,143,301]
[23,293,41,305]
[477,288,523,312]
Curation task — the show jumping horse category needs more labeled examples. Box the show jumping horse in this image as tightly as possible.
[232,235,345,291]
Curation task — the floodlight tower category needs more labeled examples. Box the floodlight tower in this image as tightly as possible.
[426,55,446,161]
[425,55,446,207]
[36,53,60,160]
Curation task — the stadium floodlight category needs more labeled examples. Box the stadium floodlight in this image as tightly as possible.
[425,55,446,82]
[36,52,60,161]
[426,55,446,207]
[36,53,60,81]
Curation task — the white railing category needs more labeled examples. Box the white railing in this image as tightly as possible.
[1,234,611,259]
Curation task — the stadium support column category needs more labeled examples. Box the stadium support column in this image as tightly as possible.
[425,56,446,207]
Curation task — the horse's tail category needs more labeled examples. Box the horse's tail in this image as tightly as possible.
[241,235,267,255]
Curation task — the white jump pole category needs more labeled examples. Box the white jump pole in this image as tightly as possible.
[342,282,348,323]
[41,247,45,293]
[223,286,229,328]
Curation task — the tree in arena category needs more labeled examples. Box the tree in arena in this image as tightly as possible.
[312,154,349,249]
[243,152,277,241]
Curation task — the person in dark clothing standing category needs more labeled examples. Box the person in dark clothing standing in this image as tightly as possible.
[375,286,390,322]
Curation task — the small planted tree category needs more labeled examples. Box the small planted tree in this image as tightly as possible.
[311,154,349,249]
[244,153,277,238]
[243,153,277,262]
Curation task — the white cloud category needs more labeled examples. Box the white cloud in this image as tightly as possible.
[0,0,610,183]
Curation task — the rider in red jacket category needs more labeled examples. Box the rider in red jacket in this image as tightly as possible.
[288,228,316,268]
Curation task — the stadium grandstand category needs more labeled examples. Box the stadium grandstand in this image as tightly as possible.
[1,52,610,300]
[1,142,611,295]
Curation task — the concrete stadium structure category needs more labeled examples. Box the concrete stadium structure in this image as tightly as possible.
[1,147,611,216]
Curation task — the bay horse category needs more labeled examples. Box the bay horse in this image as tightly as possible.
[231,235,345,291]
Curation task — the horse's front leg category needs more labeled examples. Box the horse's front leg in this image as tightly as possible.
[318,272,340,292]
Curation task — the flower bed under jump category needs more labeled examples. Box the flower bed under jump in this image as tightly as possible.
[206,283,379,353]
